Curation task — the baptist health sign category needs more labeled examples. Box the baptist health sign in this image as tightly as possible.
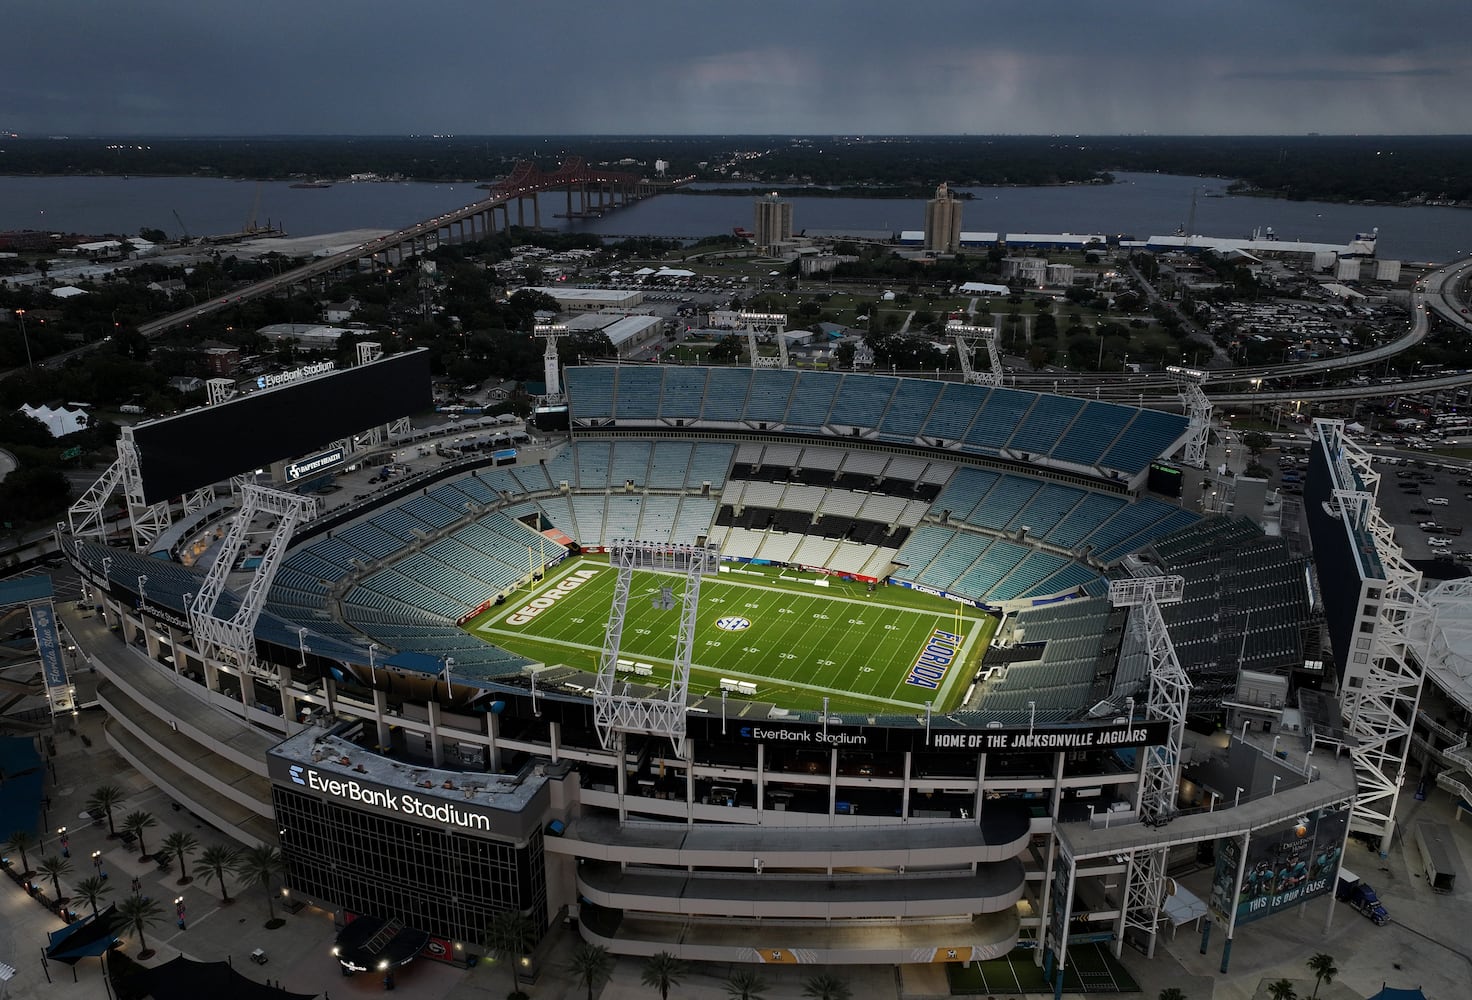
[29,602,74,714]
[283,447,345,483]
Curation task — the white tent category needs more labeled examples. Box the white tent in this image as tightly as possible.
[19,403,89,437]
[1161,883,1209,932]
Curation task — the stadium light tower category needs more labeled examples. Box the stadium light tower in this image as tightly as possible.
[948,319,1003,386]
[535,324,569,401]
[190,484,321,681]
[738,312,788,370]
[1107,573,1188,960]
[1166,365,1212,469]
[594,539,721,758]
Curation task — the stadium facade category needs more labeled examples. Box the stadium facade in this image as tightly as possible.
[56,365,1354,978]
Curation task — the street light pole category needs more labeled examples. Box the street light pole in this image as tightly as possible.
[15,309,34,368]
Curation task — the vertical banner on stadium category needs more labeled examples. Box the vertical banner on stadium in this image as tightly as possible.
[29,601,74,714]
[1047,842,1076,980]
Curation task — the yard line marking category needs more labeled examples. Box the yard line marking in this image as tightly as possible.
[473,624,925,709]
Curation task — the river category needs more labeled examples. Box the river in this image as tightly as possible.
[0,171,1465,263]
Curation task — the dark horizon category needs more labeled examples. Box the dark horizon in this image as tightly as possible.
[8,1,1469,136]
[7,132,1472,140]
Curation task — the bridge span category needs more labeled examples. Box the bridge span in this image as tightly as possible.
[138,157,659,339]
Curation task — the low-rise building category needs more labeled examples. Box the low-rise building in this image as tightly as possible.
[521,286,644,313]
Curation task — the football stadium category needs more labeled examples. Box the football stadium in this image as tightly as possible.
[29,354,1370,985]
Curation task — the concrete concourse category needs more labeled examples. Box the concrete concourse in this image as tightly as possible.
[6,704,1469,1000]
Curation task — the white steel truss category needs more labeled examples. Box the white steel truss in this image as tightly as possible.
[67,458,124,542]
[117,427,174,550]
[1167,366,1212,469]
[741,312,788,370]
[1317,418,1430,844]
[594,539,721,758]
[1108,573,1188,959]
[534,324,569,401]
[190,484,320,680]
[948,320,1003,386]
[206,378,237,405]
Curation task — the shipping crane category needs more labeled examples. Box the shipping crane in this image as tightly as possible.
[245,182,266,235]
[171,210,190,243]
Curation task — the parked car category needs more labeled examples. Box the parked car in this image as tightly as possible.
[1428,497,1450,506]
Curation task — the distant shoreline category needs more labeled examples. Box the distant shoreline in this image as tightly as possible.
[677,179,1115,200]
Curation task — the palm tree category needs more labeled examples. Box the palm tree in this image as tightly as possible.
[239,844,284,922]
[641,952,686,1000]
[802,974,852,1000]
[121,811,157,862]
[117,894,164,960]
[38,854,72,901]
[5,830,38,876]
[568,942,613,1000]
[87,784,125,839]
[197,845,241,903]
[75,874,113,917]
[724,969,769,1000]
[1307,954,1338,999]
[1267,979,1298,1000]
[161,832,197,885]
[485,909,535,995]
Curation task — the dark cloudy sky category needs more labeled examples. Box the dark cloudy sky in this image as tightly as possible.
[7,1,1468,135]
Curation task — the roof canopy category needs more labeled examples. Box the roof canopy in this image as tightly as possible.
[46,905,122,963]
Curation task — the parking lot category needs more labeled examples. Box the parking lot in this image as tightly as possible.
[1370,455,1472,564]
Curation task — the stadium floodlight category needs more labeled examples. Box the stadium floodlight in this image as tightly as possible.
[593,540,720,758]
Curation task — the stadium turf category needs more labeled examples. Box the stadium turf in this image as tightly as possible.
[465,556,997,713]
[946,943,1139,994]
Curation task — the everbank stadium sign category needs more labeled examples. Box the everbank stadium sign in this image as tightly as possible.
[505,568,600,625]
[286,763,497,833]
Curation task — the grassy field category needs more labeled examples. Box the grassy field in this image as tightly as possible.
[947,943,1139,994]
[466,556,996,713]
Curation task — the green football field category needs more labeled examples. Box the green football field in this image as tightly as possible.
[465,556,997,713]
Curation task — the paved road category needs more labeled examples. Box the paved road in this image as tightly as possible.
[1125,256,1230,366]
